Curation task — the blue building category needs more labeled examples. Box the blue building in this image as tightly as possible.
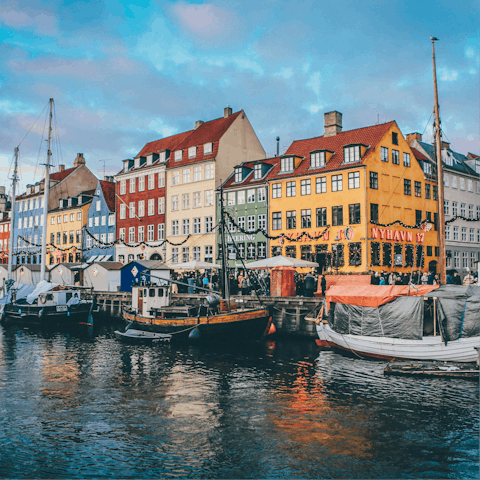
[83,178,116,262]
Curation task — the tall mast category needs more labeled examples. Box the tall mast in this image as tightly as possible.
[7,147,19,280]
[40,98,54,281]
[431,38,446,284]
[218,186,230,307]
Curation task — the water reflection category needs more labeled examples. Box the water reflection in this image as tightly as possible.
[0,323,478,479]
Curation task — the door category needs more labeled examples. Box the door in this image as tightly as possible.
[138,288,143,314]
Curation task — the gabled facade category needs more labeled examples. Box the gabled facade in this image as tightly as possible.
[408,133,480,279]
[165,107,265,265]
[83,178,116,262]
[267,111,439,275]
[218,158,278,268]
[0,186,11,264]
[12,154,98,265]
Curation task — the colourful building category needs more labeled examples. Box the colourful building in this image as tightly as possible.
[267,111,440,275]
[46,191,94,265]
[0,186,10,264]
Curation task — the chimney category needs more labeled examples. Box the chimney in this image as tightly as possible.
[441,140,450,150]
[224,105,232,118]
[59,164,65,172]
[104,176,114,182]
[0,186,5,195]
[406,132,423,143]
[74,153,86,167]
[195,120,204,129]
[324,111,342,137]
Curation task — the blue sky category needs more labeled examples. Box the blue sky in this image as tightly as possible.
[0,0,478,193]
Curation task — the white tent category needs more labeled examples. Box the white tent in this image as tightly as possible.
[170,260,222,270]
[239,255,319,269]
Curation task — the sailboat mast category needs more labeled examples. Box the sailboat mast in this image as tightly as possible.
[218,186,230,305]
[7,147,19,280]
[431,38,446,284]
[40,98,54,281]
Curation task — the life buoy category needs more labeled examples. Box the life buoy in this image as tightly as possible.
[39,294,47,304]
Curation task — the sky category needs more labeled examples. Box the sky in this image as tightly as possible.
[0,0,478,194]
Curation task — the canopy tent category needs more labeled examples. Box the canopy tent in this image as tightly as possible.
[170,260,222,270]
[239,255,319,269]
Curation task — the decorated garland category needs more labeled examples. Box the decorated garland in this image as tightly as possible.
[445,215,480,224]
[371,218,428,229]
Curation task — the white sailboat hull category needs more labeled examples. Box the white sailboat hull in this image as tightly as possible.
[317,323,479,363]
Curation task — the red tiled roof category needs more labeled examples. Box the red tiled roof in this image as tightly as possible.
[136,130,193,158]
[266,121,395,180]
[99,181,116,212]
[222,157,281,189]
[410,147,429,161]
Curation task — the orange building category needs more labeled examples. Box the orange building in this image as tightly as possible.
[267,111,440,275]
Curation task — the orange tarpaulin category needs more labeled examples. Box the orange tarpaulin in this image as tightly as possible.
[325,284,438,309]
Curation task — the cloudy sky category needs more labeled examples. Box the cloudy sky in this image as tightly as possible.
[0,0,478,193]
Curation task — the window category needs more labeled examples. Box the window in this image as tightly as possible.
[205,190,213,206]
[423,162,433,176]
[403,152,410,167]
[460,178,465,190]
[454,251,459,268]
[369,171,378,189]
[381,147,388,162]
[129,202,135,218]
[247,189,255,203]
[451,176,457,189]
[108,214,115,226]
[349,203,361,224]
[286,181,296,197]
[301,179,311,195]
[227,192,235,206]
[238,216,245,231]
[193,166,201,182]
[174,150,182,161]
[301,209,312,228]
[51,216,55,225]
[462,252,468,268]
[461,203,466,217]
[108,233,113,243]
[404,179,411,196]
[445,226,450,240]
[193,217,201,234]
[101,215,106,226]
[257,187,266,202]
[205,164,214,180]
[128,227,135,243]
[415,210,422,226]
[129,178,136,193]
[193,192,201,208]
[470,228,475,242]
[392,132,398,145]
[468,205,474,219]
[237,190,245,204]
[188,146,196,158]
[120,204,126,219]
[247,215,255,231]
[286,210,296,229]
[370,203,378,223]
[63,214,68,223]
[182,219,190,235]
[452,201,458,216]
[158,172,165,188]
[205,216,213,233]
[344,146,360,163]
[272,212,282,230]
[148,198,155,216]
[138,176,145,192]
[158,223,165,240]
[315,207,327,227]
[120,180,126,195]
[415,181,421,197]
[158,197,165,214]
[331,175,343,192]
[138,226,144,242]
[204,143,212,155]
[348,172,360,189]
[138,200,145,217]
[471,252,476,267]
[392,149,399,165]
[182,193,190,210]
[171,248,178,264]
[316,176,326,194]
[172,171,179,186]
[257,242,266,259]
[461,227,466,241]
[254,164,262,179]
[183,169,190,183]
[247,242,256,260]
[258,214,266,231]
[171,195,179,211]
[95,200,101,212]
[280,157,294,172]
[310,151,326,168]
[148,174,155,190]
[453,226,458,240]
[204,245,213,262]
[69,231,74,244]
[425,184,431,199]
[172,220,179,236]
[332,206,343,226]
[272,183,281,198]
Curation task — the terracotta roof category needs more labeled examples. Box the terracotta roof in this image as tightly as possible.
[222,157,281,189]
[411,147,429,161]
[136,130,193,158]
[265,121,395,180]
[99,181,116,212]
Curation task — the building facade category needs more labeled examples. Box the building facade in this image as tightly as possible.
[84,178,116,262]
[408,134,480,279]
[266,111,440,275]
[0,186,11,264]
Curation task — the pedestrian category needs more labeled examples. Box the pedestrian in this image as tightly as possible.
[304,273,315,297]
[240,275,248,295]
[202,273,210,290]
[421,272,429,285]
[446,272,453,284]
[379,276,386,286]
[321,275,327,297]
[463,269,475,285]
[453,272,462,285]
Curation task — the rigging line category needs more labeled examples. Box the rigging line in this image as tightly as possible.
[17,101,49,149]
[33,107,49,187]
[422,111,434,136]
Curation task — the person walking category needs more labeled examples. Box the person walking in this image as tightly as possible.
[321,275,327,297]
[304,273,315,297]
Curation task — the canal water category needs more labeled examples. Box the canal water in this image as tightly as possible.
[0,321,478,479]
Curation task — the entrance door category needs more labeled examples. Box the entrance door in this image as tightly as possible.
[316,253,327,274]
[138,289,143,314]
[428,260,437,274]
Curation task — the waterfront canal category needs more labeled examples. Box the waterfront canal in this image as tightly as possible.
[0,321,478,479]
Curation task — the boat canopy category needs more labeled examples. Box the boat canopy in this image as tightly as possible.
[26,280,59,304]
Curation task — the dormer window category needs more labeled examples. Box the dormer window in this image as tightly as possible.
[235,168,242,183]
[280,157,294,173]
[188,146,196,159]
[423,162,433,175]
[343,145,361,164]
[475,160,480,174]
[444,151,454,167]
[146,154,153,165]
[310,151,326,168]
[254,164,262,179]
[174,150,182,161]
[159,151,166,163]
[134,158,140,168]
[68,198,72,207]
[124,162,129,173]
[204,143,213,155]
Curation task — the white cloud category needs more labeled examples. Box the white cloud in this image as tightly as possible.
[274,67,294,80]
[306,72,321,96]
[438,68,459,82]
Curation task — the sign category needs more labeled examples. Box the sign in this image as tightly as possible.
[228,253,236,260]
[227,234,255,242]
[371,227,425,243]
[394,254,403,266]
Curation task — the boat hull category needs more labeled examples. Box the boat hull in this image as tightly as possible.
[2,302,93,326]
[316,323,480,363]
[123,308,272,343]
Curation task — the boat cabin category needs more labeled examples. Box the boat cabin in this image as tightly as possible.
[132,282,172,317]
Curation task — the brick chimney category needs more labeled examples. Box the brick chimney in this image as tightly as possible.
[195,120,204,129]
[224,106,232,118]
[58,164,65,172]
[441,140,450,150]
[74,153,86,167]
[406,132,423,143]
[324,111,342,137]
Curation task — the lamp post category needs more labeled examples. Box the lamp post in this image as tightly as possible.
[332,236,340,275]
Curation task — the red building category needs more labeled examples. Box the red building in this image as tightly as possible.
[0,212,10,264]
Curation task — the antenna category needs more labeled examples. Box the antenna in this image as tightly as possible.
[102,159,106,179]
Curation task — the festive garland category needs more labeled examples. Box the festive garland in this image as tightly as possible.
[445,215,480,224]
[371,218,429,229]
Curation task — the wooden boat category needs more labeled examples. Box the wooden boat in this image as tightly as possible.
[384,361,479,380]
[114,328,171,343]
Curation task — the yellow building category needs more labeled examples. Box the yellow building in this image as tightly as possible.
[46,192,93,265]
[267,111,439,275]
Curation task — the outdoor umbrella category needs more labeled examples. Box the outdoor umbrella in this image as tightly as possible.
[170,260,222,270]
[238,255,319,269]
